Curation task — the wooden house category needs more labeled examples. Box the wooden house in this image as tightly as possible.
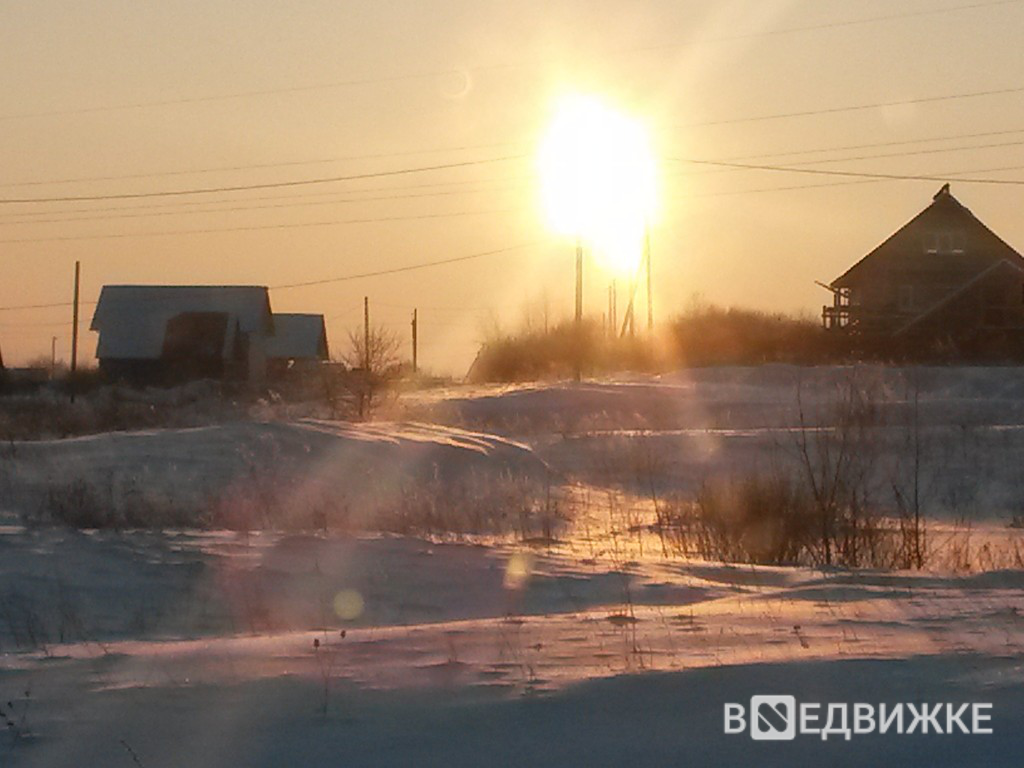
[823,185,1024,359]
[90,285,275,385]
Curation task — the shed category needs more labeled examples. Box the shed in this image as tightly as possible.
[266,313,329,376]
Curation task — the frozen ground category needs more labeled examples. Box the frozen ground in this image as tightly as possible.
[3,366,1024,765]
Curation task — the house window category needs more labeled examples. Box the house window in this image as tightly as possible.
[898,285,915,312]
[924,231,966,254]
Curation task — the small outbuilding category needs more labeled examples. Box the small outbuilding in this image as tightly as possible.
[266,313,329,377]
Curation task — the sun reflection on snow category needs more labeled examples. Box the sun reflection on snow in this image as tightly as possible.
[333,589,365,621]
[503,551,534,590]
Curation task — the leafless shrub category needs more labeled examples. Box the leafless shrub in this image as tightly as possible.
[375,472,562,540]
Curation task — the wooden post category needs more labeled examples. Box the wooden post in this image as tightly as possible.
[574,238,583,381]
[363,296,370,371]
[622,278,630,335]
[575,238,583,324]
[70,261,80,402]
[411,308,418,374]
[607,285,613,338]
[645,226,653,332]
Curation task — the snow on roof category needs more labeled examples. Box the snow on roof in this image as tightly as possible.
[90,285,273,360]
[266,313,328,360]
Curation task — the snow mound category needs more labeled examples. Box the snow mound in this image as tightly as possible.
[1,420,552,528]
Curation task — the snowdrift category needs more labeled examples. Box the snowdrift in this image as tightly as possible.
[0,420,552,529]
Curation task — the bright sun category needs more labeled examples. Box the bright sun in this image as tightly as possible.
[539,94,657,275]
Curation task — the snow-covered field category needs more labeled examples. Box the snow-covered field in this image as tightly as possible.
[2,366,1024,766]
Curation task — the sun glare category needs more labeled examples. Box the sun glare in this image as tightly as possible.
[539,94,657,275]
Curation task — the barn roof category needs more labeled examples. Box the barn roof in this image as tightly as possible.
[90,285,273,360]
[832,185,1024,287]
[266,313,328,360]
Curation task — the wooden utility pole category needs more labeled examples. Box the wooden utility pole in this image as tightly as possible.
[574,238,583,323]
[607,285,613,338]
[628,278,636,336]
[612,280,617,335]
[70,261,80,402]
[645,226,653,332]
[411,308,418,373]
[620,278,639,338]
[363,296,370,371]
[50,336,57,380]
[574,238,583,381]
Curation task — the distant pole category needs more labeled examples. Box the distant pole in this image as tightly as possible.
[50,336,57,380]
[574,237,583,381]
[363,296,370,371]
[607,285,613,338]
[575,238,583,324]
[612,280,617,335]
[411,308,418,374]
[70,261,80,402]
[622,278,630,335]
[645,225,653,332]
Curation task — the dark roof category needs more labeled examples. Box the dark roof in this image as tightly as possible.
[832,186,1024,287]
[266,313,329,360]
[90,285,273,360]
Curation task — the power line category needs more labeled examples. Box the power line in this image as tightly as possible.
[681,83,1024,129]
[0,243,537,313]
[10,125,1024,224]
[671,156,1024,185]
[683,137,1024,177]
[0,142,528,190]
[0,300,93,313]
[0,186,530,227]
[0,176,535,221]
[0,207,523,244]
[273,244,536,290]
[0,156,525,205]
[718,126,1024,163]
[1,0,1018,121]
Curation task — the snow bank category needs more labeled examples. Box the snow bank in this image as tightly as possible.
[0,420,551,529]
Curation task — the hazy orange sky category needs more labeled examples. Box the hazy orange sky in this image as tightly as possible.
[4,0,1024,373]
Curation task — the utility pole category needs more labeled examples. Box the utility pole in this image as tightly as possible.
[411,308,418,374]
[70,261,80,402]
[607,285,613,338]
[622,278,630,335]
[363,296,370,371]
[612,280,617,336]
[645,226,653,332]
[50,336,57,380]
[575,238,583,324]
[574,238,583,382]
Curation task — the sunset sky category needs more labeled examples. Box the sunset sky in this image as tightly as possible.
[4,0,1024,373]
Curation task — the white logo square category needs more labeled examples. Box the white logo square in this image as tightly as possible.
[750,695,796,741]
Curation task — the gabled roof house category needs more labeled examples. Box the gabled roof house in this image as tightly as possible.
[90,285,275,384]
[823,185,1024,358]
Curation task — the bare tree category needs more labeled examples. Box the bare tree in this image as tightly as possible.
[343,324,402,419]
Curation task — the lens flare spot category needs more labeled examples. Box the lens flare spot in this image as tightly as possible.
[333,589,365,620]
[503,552,534,590]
